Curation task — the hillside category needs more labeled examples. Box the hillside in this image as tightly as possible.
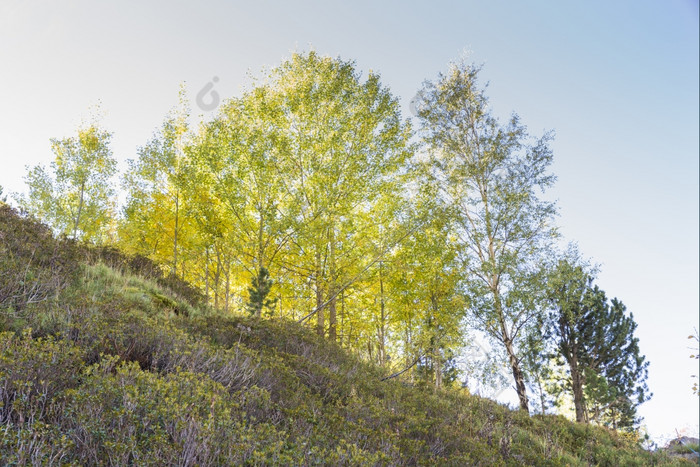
[0,205,692,466]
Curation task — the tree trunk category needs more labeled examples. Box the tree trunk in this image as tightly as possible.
[315,249,324,337]
[255,215,266,319]
[340,291,346,347]
[569,351,587,423]
[173,191,179,277]
[429,295,442,388]
[328,227,337,341]
[505,338,529,412]
[213,248,221,309]
[204,247,209,302]
[72,182,86,240]
[378,261,387,365]
[404,326,414,383]
[224,258,230,314]
[434,351,443,389]
[494,288,530,412]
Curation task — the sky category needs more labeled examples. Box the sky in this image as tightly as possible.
[0,0,697,445]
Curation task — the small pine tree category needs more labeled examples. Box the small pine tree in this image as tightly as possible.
[245,267,278,318]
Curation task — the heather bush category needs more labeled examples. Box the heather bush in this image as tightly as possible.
[61,358,287,465]
[0,329,84,425]
[0,205,80,316]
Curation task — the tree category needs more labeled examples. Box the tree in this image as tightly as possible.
[383,171,468,387]
[544,258,650,429]
[417,61,557,411]
[188,86,291,316]
[397,218,466,388]
[265,52,412,339]
[584,298,650,430]
[544,257,602,422]
[245,267,278,317]
[18,124,117,243]
[121,89,192,277]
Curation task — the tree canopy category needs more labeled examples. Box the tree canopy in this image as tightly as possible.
[18,124,117,243]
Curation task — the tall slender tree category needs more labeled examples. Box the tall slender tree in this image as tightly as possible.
[121,88,191,277]
[417,61,557,411]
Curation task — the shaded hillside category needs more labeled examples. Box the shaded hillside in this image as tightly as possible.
[0,205,691,465]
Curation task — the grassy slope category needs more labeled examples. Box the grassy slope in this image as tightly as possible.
[0,259,693,466]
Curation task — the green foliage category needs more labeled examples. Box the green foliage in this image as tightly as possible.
[186,51,413,340]
[17,124,117,243]
[543,257,650,430]
[62,358,287,465]
[246,267,278,317]
[0,329,84,425]
[4,54,672,465]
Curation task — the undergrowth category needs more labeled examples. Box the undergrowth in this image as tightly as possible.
[0,205,693,465]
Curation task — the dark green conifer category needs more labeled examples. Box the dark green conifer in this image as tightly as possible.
[544,259,650,429]
[246,267,277,317]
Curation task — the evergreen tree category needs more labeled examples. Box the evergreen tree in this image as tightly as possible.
[545,258,650,429]
[246,267,278,317]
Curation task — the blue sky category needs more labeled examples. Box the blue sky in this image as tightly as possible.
[0,0,697,443]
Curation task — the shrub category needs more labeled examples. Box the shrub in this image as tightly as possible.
[0,329,84,426]
[0,205,80,315]
[0,240,686,465]
[62,358,287,465]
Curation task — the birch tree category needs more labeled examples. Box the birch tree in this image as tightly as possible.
[121,90,191,277]
[417,61,557,411]
[268,52,412,339]
[18,124,117,243]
